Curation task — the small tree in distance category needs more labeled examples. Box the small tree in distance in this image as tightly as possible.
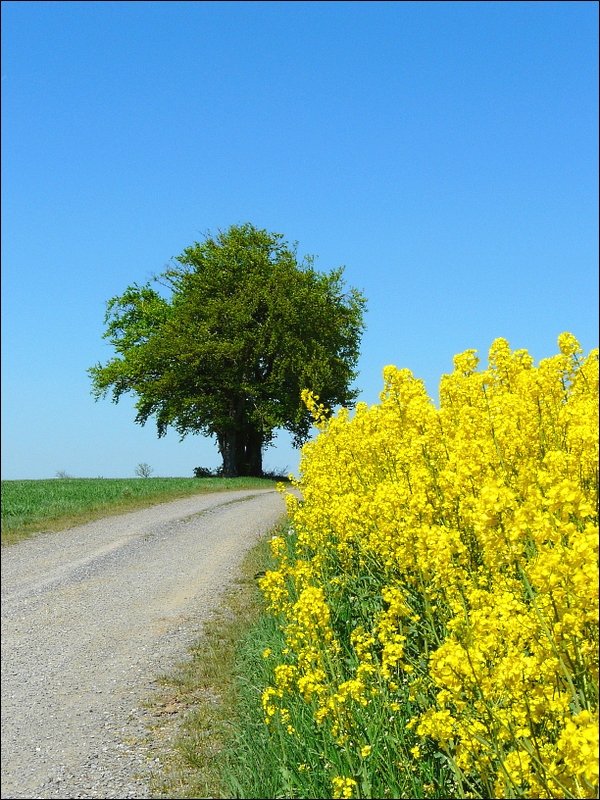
[135,463,154,478]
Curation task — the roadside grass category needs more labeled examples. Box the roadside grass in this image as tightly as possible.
[146,530,281,799]
[1,476,283,546]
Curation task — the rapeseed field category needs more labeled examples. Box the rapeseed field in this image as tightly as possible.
[259,333,598,799]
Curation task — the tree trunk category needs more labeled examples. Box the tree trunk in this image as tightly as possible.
[217,431,238,477]
[241,428,263,477]
[217,428,263,477]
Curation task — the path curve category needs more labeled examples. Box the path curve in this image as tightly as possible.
[1,489,286,799]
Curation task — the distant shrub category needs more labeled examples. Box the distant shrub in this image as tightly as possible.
[193,465,224,478]
[193,466,213,478]
[262,468,291,482]
[193,465,288,480]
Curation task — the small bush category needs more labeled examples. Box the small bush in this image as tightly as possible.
[261,467,291,482]
[193,465,225,478]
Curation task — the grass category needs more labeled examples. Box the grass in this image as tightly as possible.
[145,530,281,799]
[1,476,282,545]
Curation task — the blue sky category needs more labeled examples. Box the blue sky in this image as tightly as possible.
[2,0,598,480]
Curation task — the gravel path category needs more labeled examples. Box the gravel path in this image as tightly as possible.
[1,488,286,799]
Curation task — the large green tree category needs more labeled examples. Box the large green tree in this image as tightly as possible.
[89,223,366,477]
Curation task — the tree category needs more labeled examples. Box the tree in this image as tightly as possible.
[89,223,366,477]
[135,462,153,478]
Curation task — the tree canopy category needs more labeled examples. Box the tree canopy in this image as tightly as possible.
[89,223,366,476]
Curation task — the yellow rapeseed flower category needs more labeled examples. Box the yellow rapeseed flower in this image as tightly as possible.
[259,334,598,799]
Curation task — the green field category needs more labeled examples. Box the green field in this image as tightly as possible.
[1,476,278,545]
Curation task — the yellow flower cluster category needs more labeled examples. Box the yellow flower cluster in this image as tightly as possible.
[332,775,358,798]
[259,334,599,798]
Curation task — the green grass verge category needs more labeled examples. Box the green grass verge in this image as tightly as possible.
[1,476,280,545]
[146,530,281,799]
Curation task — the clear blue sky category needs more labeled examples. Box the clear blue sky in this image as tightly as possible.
[2,1,598,480]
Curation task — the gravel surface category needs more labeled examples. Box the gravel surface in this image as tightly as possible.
[1,488,286,799]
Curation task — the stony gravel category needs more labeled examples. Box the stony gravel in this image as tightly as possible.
[1,488,286,799]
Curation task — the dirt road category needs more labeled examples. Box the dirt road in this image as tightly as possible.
[1,488,286,799]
